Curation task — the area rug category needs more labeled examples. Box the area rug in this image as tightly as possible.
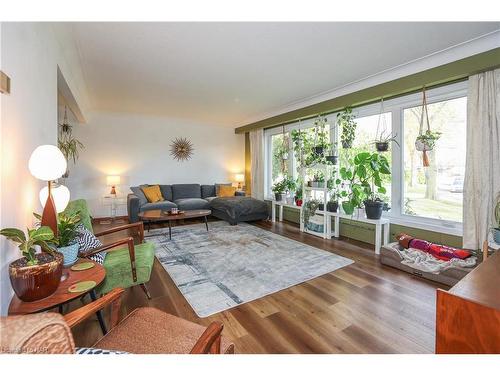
[146,221,353,317]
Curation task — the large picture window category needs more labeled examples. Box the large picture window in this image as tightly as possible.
[402,96,466,223]
[264,81,467,235]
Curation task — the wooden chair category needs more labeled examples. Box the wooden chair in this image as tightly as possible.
[1,288,235,354]
[64,199,154,299]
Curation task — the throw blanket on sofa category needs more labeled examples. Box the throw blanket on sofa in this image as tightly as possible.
[400,247,476,274]
[209,196,268,220]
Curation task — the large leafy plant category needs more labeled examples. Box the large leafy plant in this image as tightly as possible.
[0,226,57,266]
[339,152,391,214]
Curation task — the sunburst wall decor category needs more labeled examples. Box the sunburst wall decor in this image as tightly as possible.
[170,137,194,161]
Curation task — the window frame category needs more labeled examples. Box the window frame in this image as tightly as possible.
[264,80,467,236]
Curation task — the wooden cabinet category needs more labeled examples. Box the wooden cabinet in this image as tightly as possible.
[435,252,500,353]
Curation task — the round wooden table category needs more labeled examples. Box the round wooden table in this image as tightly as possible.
[8,258,108,333]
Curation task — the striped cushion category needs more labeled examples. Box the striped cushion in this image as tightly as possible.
[75,224,106,264]
[75,347,128,354]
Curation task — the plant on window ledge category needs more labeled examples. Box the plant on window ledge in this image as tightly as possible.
[307,171,325,187]
[337,107,357,149]
[339,151,391,219]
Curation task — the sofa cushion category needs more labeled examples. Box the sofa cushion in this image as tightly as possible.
[96,242,155,295]
[174,198,209,211]
[201,185,216,198]
[204,196,217,202]
[172,184,201,200]
[130,185,149,207]
[159,185,173,201]
[140,201,177,211]
[141,185,164,203]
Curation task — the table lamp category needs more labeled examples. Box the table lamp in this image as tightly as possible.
[107,175,121,196]
[28,145,67,236]
[39,183,70,213]
[235,174,245,190]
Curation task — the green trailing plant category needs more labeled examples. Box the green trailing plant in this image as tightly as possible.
[58,107,84,165]
[416,130,441,150]
[339,151,391,214]
[0,226,57,266]
[337,107,357,149]
[302,199,321,227]
[312,115,330,156]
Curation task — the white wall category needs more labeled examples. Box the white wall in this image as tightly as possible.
[0,23,88,315]
[66,111,245,217]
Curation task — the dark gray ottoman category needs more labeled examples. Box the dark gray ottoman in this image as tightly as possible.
[209,196,269,225]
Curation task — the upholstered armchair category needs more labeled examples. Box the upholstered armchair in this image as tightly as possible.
[0,288,234,354]
[63,199,155,298]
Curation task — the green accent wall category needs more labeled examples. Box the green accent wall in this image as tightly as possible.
[267,201,463,248]
[235,48,500,134]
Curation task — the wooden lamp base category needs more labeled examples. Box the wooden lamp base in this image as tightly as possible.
[41,182,58,237]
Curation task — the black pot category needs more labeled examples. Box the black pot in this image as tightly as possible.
[326,155,338,164]
[327,201,339,212]
[313,146,325,156]
[364,200,384,220]
[275,193,284,202]
[375,142,389,152]
[318,203,324,211]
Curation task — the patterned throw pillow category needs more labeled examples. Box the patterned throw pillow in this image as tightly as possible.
[75,347,128,354]
[75,224,106,265]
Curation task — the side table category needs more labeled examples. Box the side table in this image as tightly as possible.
[8,258,108,333]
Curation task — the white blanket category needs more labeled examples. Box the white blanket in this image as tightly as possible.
[400,247,476,274]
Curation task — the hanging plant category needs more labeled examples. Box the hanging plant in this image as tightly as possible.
[414,88,441,167]
[337,107,357,148]
[58,106,85,176]
[372,98,399,152]
[312,115,329,157]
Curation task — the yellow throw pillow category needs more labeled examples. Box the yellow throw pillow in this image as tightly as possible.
[218,185,237,198]
[141,185,164,203]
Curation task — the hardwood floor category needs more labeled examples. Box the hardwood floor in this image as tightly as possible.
[71,218,446,353]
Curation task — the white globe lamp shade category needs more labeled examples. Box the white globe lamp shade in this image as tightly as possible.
[39,184,70,213]
[28,145,67,181]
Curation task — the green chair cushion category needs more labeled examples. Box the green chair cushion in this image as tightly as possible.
[64,199,93,232]
[96,241,155,295]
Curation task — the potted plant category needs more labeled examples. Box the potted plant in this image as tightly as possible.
[0,226,62,302]
[340,151,391,219]
[271,179,287,201]
[308,172,325,188]
[373,130,400,152]
[415,130,441,152]
[302,199,321,229]
[312,115,330,157]
[56,212,81,266]
[326,177,342,212]
[493,196,500,245]
[295,185,303,206]
[58,107,84,178]
[337,107,357,149]
[325,144,338,164]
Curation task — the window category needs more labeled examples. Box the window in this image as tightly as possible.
[339,112,392,201]
[264,81,467,234]
[402,96,466,223]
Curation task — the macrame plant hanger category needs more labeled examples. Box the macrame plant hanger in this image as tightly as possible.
[281,124,288,175]
[375,97,387,141]
[416,87,432,167]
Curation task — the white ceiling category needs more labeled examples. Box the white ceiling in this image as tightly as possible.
[71,22,500,127]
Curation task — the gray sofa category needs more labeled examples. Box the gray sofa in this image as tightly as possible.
[128,183,269,225]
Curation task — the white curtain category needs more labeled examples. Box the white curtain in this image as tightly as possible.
[463,68,500,249]
[249,129,265,200]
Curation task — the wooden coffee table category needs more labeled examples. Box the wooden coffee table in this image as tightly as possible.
[139,209,211,239]
[8,258,108,333]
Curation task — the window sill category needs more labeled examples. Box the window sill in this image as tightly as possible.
[387,215,463,237]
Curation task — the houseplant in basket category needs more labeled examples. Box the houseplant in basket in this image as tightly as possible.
[340,151,391,219]
[0,226,62,302]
